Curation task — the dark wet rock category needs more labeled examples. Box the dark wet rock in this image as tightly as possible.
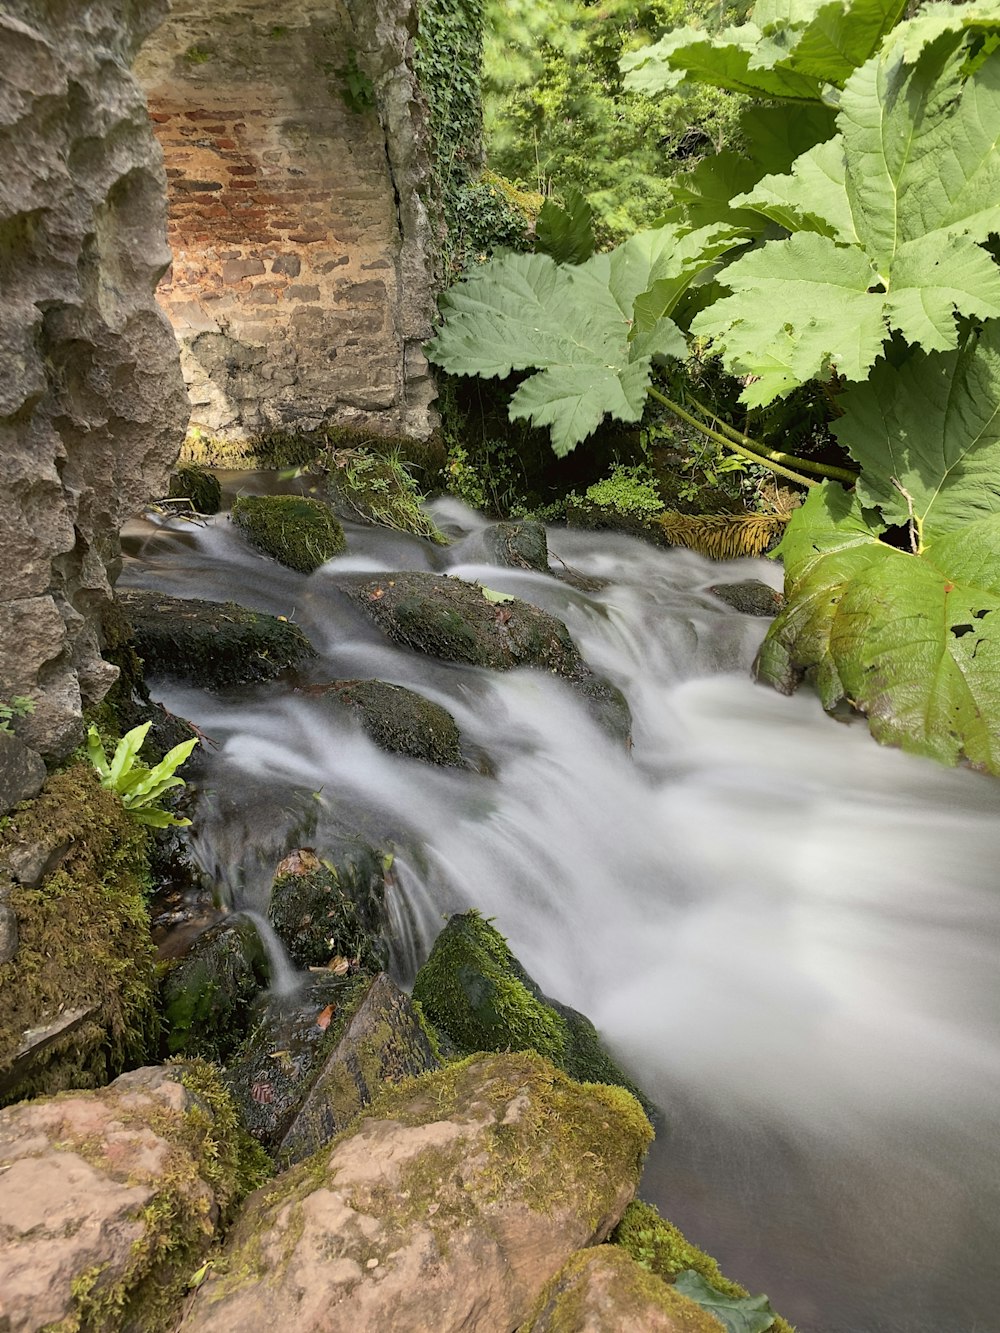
[524,1246,727,1332]
[709,579,785,617]
[0,732,46,819]
[118,589,315,688]
[231,494,346,573]
[268,846,388,972]
[305,679,464,766]
[227,972,440,1165]
[160,915,270,1062]
[342,571,631,742]
[188,1051,652,1333]
[485,519,549,572]
[167,464,222,515]
[413,910,653,1117]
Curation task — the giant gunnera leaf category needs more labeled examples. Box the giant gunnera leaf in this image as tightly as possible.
[425,224,745,456]
[757,484,1000,772]
[696,17,1000,403]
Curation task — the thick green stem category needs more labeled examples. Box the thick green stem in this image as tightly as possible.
[684,393,859,485]
[647,387,818,489]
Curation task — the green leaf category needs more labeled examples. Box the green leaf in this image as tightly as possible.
[632,226,749,334]
[896,0,1000,64]
[480,585,514,604]
[693,38,1000,400]
[129,807,192,829]
[108,722,151,788]
[534,185,596,265]
[426,224,744,455]
[621,23,823,101]
[673,1271,776,1333]
[834,325,1000,539]
[86,725,111,780]
[758,485,1000,771]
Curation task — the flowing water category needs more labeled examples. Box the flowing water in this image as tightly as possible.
[123,477,1000,1333]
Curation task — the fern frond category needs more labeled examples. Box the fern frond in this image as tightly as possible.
[657,510,791,560]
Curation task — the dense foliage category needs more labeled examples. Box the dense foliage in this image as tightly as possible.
[429,0,1000,773]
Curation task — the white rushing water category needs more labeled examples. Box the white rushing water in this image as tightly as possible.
[123,483,1000,1333]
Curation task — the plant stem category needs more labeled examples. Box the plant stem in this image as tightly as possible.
[683,393,859,485]
[647,387,818,489]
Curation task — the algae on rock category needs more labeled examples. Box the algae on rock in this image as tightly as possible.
[0,765,157,1106]
[231,494,346,572]
[267,845,388,971]
[413,910,653,1114]
[310,678,464,766]
[167,464,222,515]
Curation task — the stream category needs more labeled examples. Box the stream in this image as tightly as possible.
[122,474,1000,1333]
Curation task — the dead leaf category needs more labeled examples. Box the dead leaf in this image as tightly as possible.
[328,956,350,975]
[276,848,321,878]
[316,1004,334,1031]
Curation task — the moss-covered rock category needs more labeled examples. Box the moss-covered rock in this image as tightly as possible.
[231,493,346,572]
[226,972,440,1166]
[267,845,388,972]
[118,589,315,688]
[160,915,271,1063]
[612,1200,795,1333]
[167,464,222,515]
[0,1061,269,1333]
[412,910,653,1116]
[342,571,631,742]
[484,518,549,572]
[186,1051,652,1331]
[327,448,447,543]
[708,580,785,617]
[0,765,157,1106]
[524,1246,728,1332]
[309,678,464,766]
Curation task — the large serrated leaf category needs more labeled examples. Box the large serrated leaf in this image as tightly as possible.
[758,485,1000,772]
[621,23,823,101]
[426,225,744,455]
[694,37,1000,401]
[673,1271,776,1333]
[534,186,596,266]
[834,325,1000,539]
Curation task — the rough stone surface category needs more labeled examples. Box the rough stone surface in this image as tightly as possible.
[0,731,46,818]
[485,519,550,573]
[342,571,631,741]
[524,1247,728,1333]
[708,580,785,617]
[136,0,439,444]
[0,1064,251,1333]
[187,1051,652,1332]
[307,678,464,765]
[0,0,189,762]
[119,588,315,687]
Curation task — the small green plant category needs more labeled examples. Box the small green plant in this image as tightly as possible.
[87,722,198,829]
[337,49,375,113]
[585,464,663,518]
[0,695,35,733]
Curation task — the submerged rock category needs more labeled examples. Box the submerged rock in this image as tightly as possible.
[227,972,439,1165]
[187,1051,652,1332]
[268,845,388,972]
[231,494,346,572]
[168,464,222,515]
[119,589,315,688]
[708,579,784,617]
[160,914,271,1062]
[306,678,464,766]
[413,910,653,1116]
[485,518,549,572]
[342,571,630,741]
[524,1246,727,1332]
[0,1062,267,1333]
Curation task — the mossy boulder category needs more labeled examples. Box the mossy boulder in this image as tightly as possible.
[226,972,439,1166]
[342,572,631,742]
[327,448,447,543]
[231,493,346,572]
[186,1051,652,1331]
[0,765,157,1106]
[612,1201,794,1333]
[708,580,785,617]
[167,464,222,514]
[484,518,549,572]
[524,1246,728,1332]
[308,678,464,766]
[99,595,199,758]
[412,911,653,1116]
[118,589,315,688]
[160,914,271,1062]
[267,845,388,972]
[0,1062,269,1333]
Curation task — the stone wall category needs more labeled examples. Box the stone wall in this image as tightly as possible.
[136,0,439,445]
[0,0,188,787]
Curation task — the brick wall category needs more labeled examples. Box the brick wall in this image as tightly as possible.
[136,0,438,444]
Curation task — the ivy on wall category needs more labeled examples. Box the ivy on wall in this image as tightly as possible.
[414,0,484,210]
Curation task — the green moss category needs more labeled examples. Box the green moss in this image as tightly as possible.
[160,916,270,1061]
[0,766,157,1105]
[178,424,446,483]
[322,679,463,766]
[267,848,387,971]
[413,910,652,1112]
[167,465,221,515]
[585,464,664,518]
[612,1200,796,1333]
[328,448,447,543]
[231,494,345,573]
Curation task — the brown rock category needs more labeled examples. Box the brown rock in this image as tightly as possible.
[188,1051,653,1332]
[524,1247,728,1332]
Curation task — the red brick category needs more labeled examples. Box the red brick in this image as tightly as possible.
[215,139,237,149]
[228,166,257,176]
